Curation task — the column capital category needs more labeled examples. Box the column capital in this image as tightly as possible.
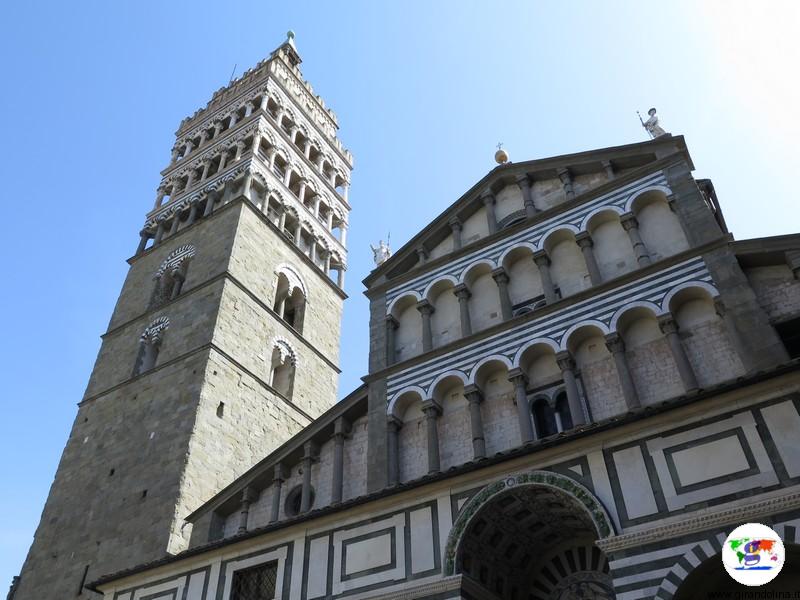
[601,160,615,179]
[387,415,403,431]
[416,298,435,315]
[605,332,626,354]
[515,174,531,188]
[385,314,399,329]
[416,246,429,262]
[448,216,462,231]
[273,462,286,482]
[491,266,509,284]
[657,312,679,335]
[480,189,495,205]
[507,367,527,386]
[557,167,572,182]
[421,399,442,416]
[532,249,551,267]
[241,486,259,504]
[575,231,593,248]
[453,282,472,300]
[302,440,318,462]
[620,212,639,231]
[333,416,350,439]
[463,383,483,402]
[555,350,576,371]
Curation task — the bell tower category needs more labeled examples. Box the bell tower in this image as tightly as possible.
[14,33,352,599]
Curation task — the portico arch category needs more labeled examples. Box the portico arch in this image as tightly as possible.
[445,471,615,599]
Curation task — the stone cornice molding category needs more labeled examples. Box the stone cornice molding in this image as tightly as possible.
[360,576,463,600]
[596,490,800,553]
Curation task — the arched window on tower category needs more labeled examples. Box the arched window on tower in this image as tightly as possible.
[150,244,196,309]
[531,397,558,438]
[132,317,169,377]
[269,339,297,399]
[273,266,307,333]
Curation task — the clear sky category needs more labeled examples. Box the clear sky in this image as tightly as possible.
[1,0,798,586]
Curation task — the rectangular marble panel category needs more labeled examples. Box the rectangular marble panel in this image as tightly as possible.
[409,506,435,574]
[185,572,205,600]
[667,432,753,489]
[343,529,394,577]
[307,535,330,599]
[612,445,659,519]
[761,400,800,478]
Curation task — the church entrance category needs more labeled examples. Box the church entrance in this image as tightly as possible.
[452,478,614,600]
[673,544,800,598]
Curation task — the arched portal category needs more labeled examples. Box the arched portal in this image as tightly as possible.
[445,472,615,600]
[668,544,800,598]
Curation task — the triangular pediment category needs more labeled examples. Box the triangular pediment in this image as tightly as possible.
[364,135,691,289]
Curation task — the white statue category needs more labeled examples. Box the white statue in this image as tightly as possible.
[642,107,667,138]
[370,240,392,266]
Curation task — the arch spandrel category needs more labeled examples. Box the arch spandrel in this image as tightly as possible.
[443,470,616,575]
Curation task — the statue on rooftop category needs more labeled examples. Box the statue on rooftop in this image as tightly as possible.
[640,107,668,138]
[371,240,392,266]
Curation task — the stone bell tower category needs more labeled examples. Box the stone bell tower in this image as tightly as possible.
[13,32,352,599]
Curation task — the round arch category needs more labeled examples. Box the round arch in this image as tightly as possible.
[467,354,513,384]
[624,184,673,213]
[560,319,611,351]
[512,337,560,368]
[386,291,423,315]
[443,470,615,575]
[660,281,720,313]
[609,300,663,333]
[579,205,625,233]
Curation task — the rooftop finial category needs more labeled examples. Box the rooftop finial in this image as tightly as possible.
[287,30,295,41]
[495,142,509,165]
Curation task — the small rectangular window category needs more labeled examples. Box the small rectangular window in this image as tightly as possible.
[230,561,278,600]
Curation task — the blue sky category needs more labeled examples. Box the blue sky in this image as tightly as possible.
[1,0,797,586]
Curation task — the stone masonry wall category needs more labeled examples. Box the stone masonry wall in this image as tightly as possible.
[746,265,800,321]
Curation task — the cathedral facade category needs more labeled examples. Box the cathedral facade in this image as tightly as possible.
[12,36,800,600]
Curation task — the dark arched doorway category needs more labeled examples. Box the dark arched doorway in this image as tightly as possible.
[673,544,800,598]
[452,480,614,599]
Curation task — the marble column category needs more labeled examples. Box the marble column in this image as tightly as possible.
[218,151,228,172]
[416,246,428,265]
[242,172,253,201]
[507,368,534,443]
[269,463,285,522]
[558,168,574,200]
[337,267,345,288]
[491,267,514,321]
[200,159,211,181]
[169,270,185,300]
[260,94,270,111]
[621,213,652,266]
[533,250,558,304]
[463,384,486,459]
[184,141,193,157]
[300,441,316,513]
[575,232,602,285]
[168,211,181,235]
[229,112,238,128]
[422,400,442,474]
[449,217,463,250]
[331,417,348,505]
[244,101,254,118]
[154,189,165,209]
[417,299,435,352]
[658,313,699,393]
[516,174,538,217]
[453,283,473,337]
[385,315,398,366]
[605,333,640,409]
[202,193,216,218]
[136,230,150,255]
[297,180,307,204]
[386,416,402,486]
[153,218,166,245]
[234,141,246,161]
[555,351,587,426]
[481,190,498,234]
[237,487,258,534]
